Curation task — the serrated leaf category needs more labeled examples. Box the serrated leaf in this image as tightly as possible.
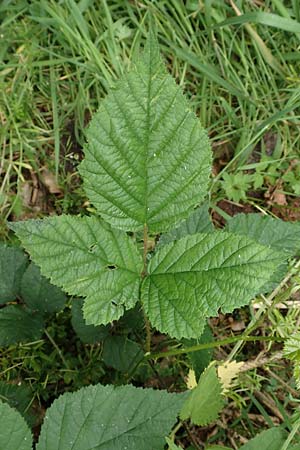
[0,243,28,304]
[217,360,243,391]
[284,332,300,361]
[79,33,211,233]
[225,213,299,291]
[36,383,184,450]
[159,202,214,245]
[180,363,224,426]
[21,263,66,314]
[0,306,44,346]
[239,427,287,450]
[102,335,144,372]
[0,382,34,426]
[142,232,284,339]
[9,215,142,325]
[0,401,32,450]
[225,213,300,255]
[71,298,110,344]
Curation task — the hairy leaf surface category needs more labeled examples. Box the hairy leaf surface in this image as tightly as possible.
[10,215,142,325]
[37,384,184,450]
[0,401,32,450]
[79,33,211,232]
[142,232,283,338]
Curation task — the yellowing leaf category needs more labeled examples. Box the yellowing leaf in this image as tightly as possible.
[180,363,224,426]
[186,369,197,390]
[218,360,243,390]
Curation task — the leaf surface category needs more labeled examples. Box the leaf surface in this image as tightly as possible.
[10,215,142,325]
[102,336,144,372]
[0,401,32,450]
[0,306,44,346]
[225,213,300,291]
[225,213,300,255]
[239,427,286,450]
[21,263,66,314]
[37,383,184,450]
[71,298,110,344]
[0,382,34,426]
[0,243,28,304]
[142,232,283,338]
[180,363,224,426]
[159,202,214,245]
[79,33,211,232]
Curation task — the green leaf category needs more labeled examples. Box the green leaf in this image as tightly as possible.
[225,213,300,291]
[9,215,142,325]
[180,363,224,426]
[0,306,44,346]
[79,32,211,233]
[142,232,283,338]
[21,263,66,314]
[239,427,286,450]
[0,401,32,450]
[0,243,28,304]
[102,335,144,372]
[159,202,214,245]
[183,323,214,377]
[225,213,300,255]
[0,382,34,427]
[221,172,252,203]
[284,332,300,362]
[165,437,184,449]
[36,383,184,450]
[71,298,110,344]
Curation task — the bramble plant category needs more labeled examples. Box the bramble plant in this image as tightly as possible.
[6,30,300,449]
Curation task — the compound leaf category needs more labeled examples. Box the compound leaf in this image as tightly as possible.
[180,363,224,426]
[10,215,142,325]
[0,306,44,346]
[0,243,28,304]
[79,32,211,233]
[37,383,184,450]
[0,401,32,450]
[142,232,283,338]
[21,263,66,314]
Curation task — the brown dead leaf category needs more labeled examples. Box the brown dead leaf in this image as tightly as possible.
[270,189,287,206]
[40,168,62,194]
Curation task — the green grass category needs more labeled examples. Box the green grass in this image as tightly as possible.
[1,0,300,447]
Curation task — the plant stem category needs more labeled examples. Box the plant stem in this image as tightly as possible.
[146,335,283,360]
[45,329,69,369]
[142,224,148,278]
[141,224,151,353]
